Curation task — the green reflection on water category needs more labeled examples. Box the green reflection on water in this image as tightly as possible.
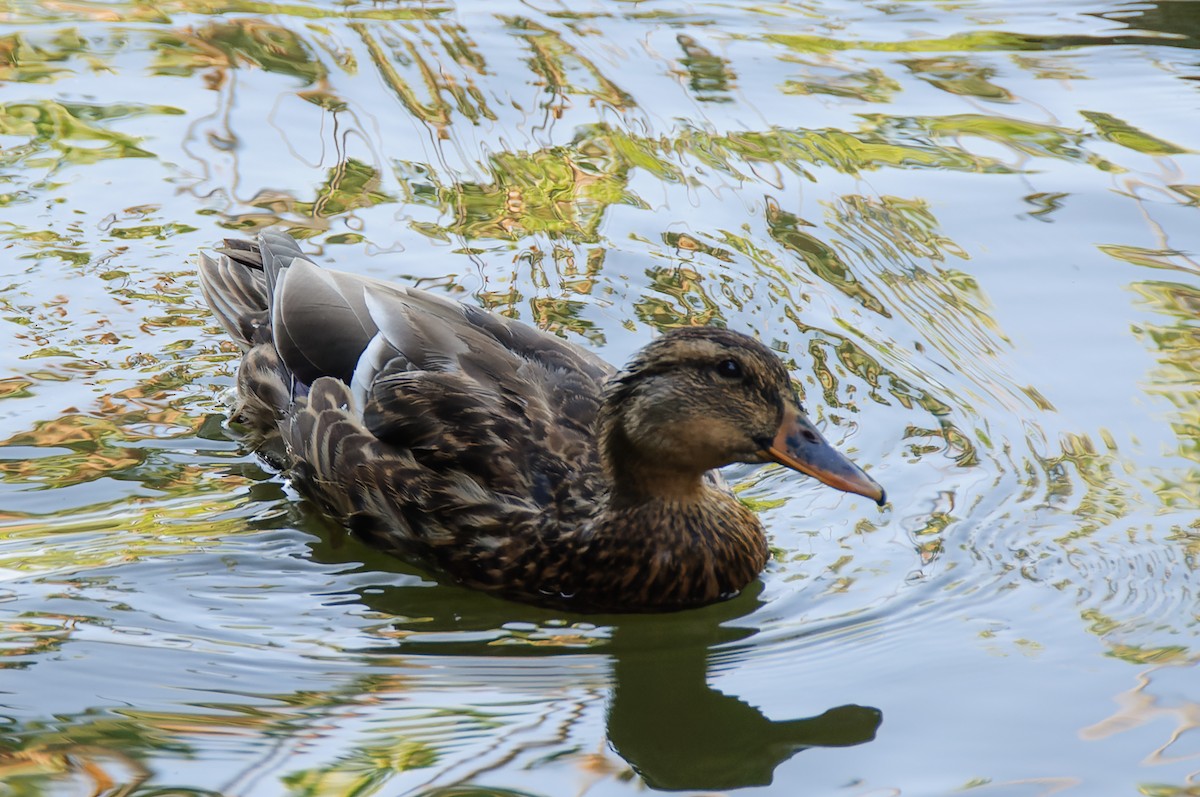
[1133,280,1200,475]
[767,25,1200,56]
[153,19,327,84]
[902,56,1014,103]
[0,100,174,171]
[505,16,635,112]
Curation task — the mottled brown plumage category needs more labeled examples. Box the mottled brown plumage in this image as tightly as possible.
[198,232,885,612]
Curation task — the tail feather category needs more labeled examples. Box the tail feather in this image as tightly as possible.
[255,231,307,300]
[213,237,264,269]
[197,251,269,349]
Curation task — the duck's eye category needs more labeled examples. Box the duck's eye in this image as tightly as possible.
[715,358,743,380]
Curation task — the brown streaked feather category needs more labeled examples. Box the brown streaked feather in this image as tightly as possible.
[197,233,753,609]
[232,343,289,430]
[196,231,881,612]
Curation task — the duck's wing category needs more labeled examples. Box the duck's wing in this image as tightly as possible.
[202,232,612,392]
[282,371,598,597]
[199,231,613,517]
[264,241,613,584]
[351,280,609,498]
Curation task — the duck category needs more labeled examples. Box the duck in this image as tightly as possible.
[198,232,885,612]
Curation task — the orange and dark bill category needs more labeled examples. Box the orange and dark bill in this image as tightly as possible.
[759,404,886,506]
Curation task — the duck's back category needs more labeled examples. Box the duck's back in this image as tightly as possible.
[199,233,615,595]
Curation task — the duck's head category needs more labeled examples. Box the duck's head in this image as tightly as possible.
[600,327,885,505]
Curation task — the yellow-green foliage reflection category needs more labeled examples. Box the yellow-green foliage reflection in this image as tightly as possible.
[1133,281,1200,472]
[0,101,177,172]
[153,19,327,83]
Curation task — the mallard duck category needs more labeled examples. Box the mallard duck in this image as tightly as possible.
[198,232,885,612]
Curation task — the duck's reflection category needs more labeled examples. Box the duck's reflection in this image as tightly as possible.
[604,603,881,790]
[314,535,882,791]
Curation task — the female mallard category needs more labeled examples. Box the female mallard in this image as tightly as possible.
[199,232,885,612]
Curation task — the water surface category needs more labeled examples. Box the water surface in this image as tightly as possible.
[1,1,1198,795]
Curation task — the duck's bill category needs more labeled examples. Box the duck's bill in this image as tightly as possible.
[760,405,887,506]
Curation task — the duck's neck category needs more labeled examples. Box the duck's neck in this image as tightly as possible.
[571,408,768,610]
[598,408,708,508]
[608,458,710,508]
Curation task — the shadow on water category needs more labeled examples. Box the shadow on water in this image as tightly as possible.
[603,609,882,790]
[314,531,882,792]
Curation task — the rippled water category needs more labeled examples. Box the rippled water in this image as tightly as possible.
[1,0,1198,794]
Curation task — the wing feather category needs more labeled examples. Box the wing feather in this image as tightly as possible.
[200,231,613,583]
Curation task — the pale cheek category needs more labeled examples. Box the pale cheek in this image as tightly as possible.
[621,386,689,451]
[622,412,678,458]
[631,416,744,467]
[622,380,755,465]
